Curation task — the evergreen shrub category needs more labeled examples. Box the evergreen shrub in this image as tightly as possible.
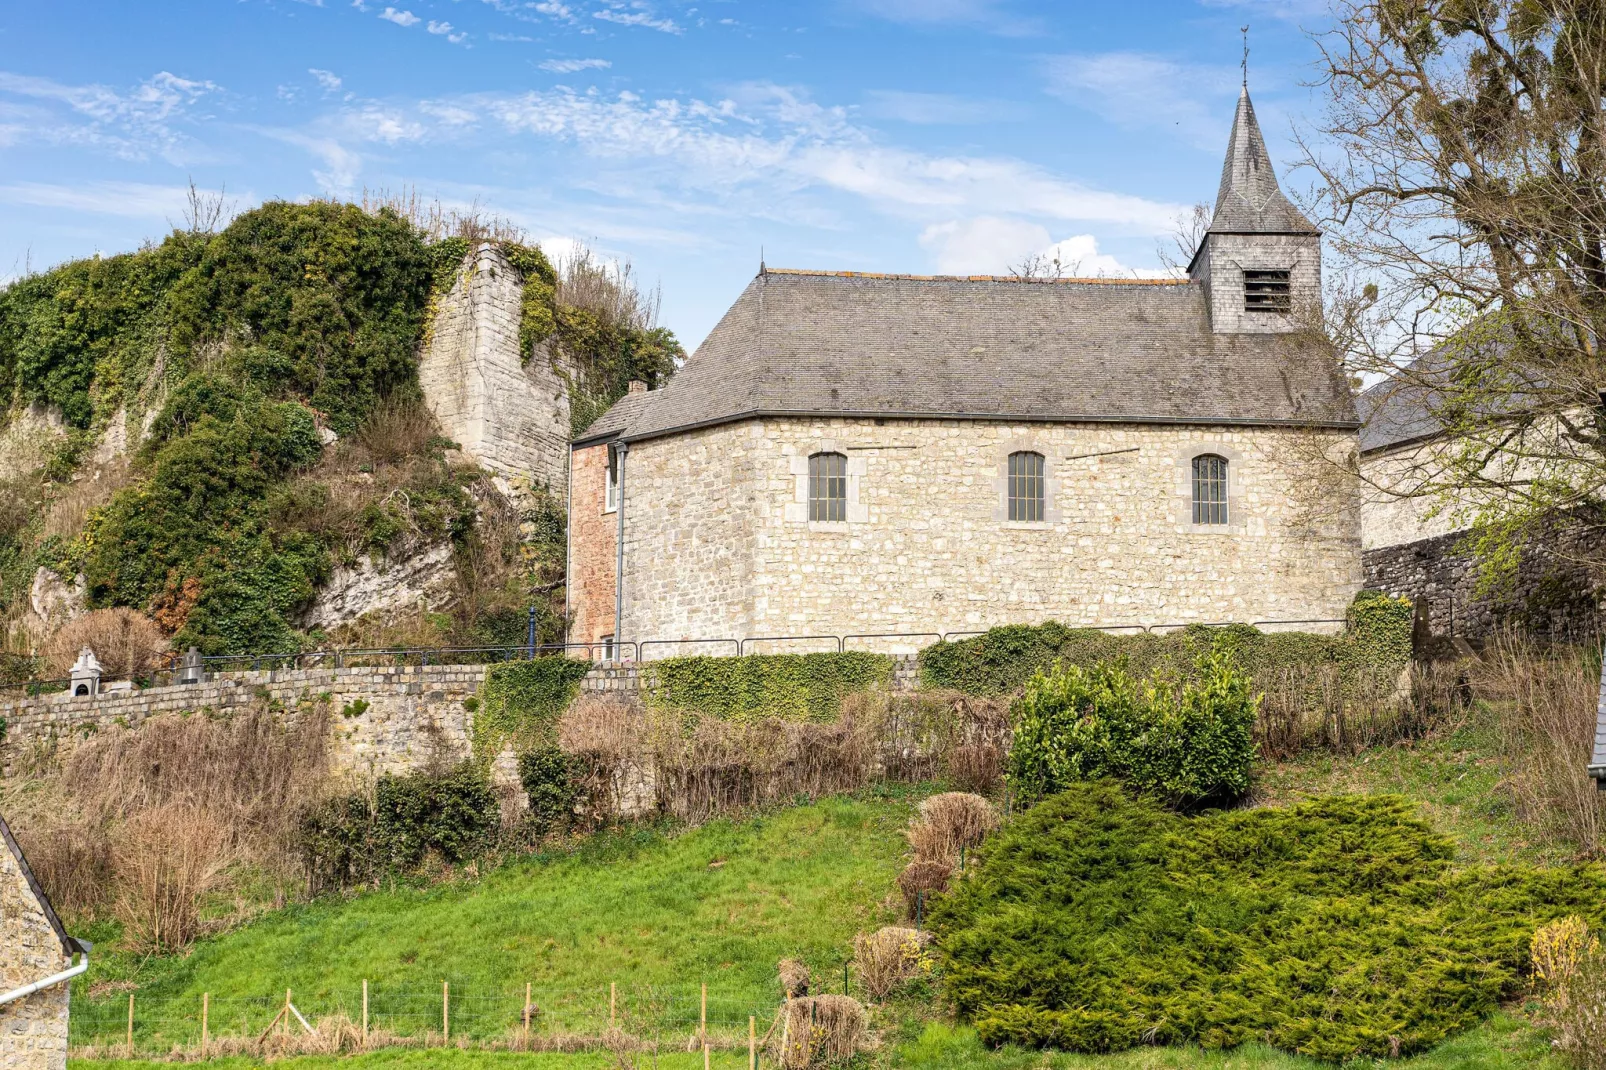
[646,651,893,723]
[932,782,1606,1061]
[518,745,578,831]
[1008,650,1257,806]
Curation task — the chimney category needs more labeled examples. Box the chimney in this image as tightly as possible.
[628,380,648,395]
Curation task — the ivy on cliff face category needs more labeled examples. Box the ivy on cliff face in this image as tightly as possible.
[0,203,684,654]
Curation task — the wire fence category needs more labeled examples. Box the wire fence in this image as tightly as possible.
[70,981,785,1057]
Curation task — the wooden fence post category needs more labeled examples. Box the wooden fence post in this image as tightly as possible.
[443,981,450,1045]
[750,1014,757,1070]
[201,992,209,1057]
[362,979,368,1046]
[609,981,616,1027]
[704,1040,711,1070]
[125,992,134,1058]
[523,981,532,1042]
[700,982,707,1043]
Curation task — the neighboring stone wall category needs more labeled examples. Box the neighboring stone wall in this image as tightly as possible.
[614,417,1362,643]
[0,832,69,1070]
[1196,232,1321,335]
[419,242,572,490]
[1363,515,1606,640]
[1,666,484,780]
[569,442,618,649]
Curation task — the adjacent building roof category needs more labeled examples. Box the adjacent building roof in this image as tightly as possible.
[1356,371,1443,454]
[1207,85,1320,237]
[579,269,1358,446]
[1592,651,1606,782]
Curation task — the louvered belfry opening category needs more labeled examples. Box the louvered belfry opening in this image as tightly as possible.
[1008,451,1045,522]
[1243,269,1292,312]
[808,451,847,521]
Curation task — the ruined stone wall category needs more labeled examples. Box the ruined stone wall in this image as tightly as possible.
[568,442,618,649]
[419,242,572,491]
[618,417,1362,645]
[0,832,69,1070]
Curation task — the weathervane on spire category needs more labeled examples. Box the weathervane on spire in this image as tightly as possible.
[1241,25,1249,87]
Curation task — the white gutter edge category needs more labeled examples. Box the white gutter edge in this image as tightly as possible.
[0,949,89,1008]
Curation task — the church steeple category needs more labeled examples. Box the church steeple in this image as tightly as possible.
[1189,85,1322,334]
[1207,86,1318,237]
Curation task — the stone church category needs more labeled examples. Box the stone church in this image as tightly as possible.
[567,88,1363,655]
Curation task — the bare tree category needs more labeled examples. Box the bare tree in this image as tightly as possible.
[178,178,235,235]
[1156,201,1213,274]
[1304,0,1606,582]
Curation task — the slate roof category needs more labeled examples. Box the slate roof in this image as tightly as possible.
[574,390,660,446]
[1357,371,1442,454]
[578,270,1358,446]
[1207,86,1319,236]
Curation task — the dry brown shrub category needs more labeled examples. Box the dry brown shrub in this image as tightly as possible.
[907,792,998,864]
[778,958,811,999]
[1549,945,1606,1068]
[841,689,1010,783]
[896,860,951,919]
[650,711,874,823]
[560,693,649,821]
[770,995,867,1070]
[10,811,113,919]
[42,607,168,679]
[947,742,1002,795]
[39,457,132,544]
[1255,662,1425,759]
[1476,634,1605,856]
[852,926,931,1001]
[353,395,439,469]
[112,801,235,949]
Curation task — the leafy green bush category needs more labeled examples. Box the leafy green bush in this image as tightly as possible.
[1008,650,1257,806]
[932,782,1606,1061]
[645,651,894,723]
[474,657,594,756]
[518,745,578,832]
[300,763,499,890]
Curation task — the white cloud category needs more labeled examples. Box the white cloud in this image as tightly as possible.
[0,180,208,219]
[0,70,219,161]
[427,20,453,33]
[919,218,1171,276]
[379,7,420,26]
[1043,52,1237,149]
[309,68,343,92]
[540,58,612,73]
[593,6,681,33]
[852,0,1036,34]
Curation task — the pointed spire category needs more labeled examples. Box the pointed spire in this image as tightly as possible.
[1208,86,1318,235]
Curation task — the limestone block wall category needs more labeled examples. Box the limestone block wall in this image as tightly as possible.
[1196,232,1321,335]
[0,831,69,1070]
[617,417,1362,642]
[419,242,572,490]
[569,442,618,648]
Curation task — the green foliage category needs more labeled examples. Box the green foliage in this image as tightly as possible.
[645,652,894,723]
[561,319,683,437]
[474,657,594,757]
[299,763,499,889]
[931,782,1606,1062]
[340,699,370,719]
[1008,651,1258,806]
[920,594,1415,698]
[517,745,578,832]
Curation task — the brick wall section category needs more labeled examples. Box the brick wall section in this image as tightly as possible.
[616,417,1361,644]
[569,442,618,649]
[418,243,572,490]
[0,837,68,1070]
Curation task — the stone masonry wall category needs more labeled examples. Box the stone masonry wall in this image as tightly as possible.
[419,243,572,490]
[616,417,1362,646]
[569,442,618,649]
[1197,232,1321,335]
[0,834,69,1070]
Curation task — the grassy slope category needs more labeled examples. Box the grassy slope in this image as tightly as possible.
[71,710,1576,1067]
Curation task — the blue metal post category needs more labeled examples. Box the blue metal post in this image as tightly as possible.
[526,606,538,659]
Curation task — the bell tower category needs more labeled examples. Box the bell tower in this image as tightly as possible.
[1188,85,1321,333]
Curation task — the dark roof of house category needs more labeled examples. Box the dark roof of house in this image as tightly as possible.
[574,390,660,447]
[0,812,78,956]
[1356,371,1443,454]
[1208,86,1319,236]
[578,269,1358,446]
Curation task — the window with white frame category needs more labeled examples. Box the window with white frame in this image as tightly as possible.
[808,452,848,522]
[1007,451,1046,522]
[605,445,619,512]
[1191,454,1229,524]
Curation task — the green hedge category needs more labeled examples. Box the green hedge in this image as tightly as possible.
[932,781,1606,1061]
[644,651,893,723]
[1008,650,1257,806]
[474,657,594,757]
[919,593,1414,697]
[299,763,499,890]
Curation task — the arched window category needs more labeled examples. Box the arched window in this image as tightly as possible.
[808,452,848,521]
[1192,454,1228,524]
[1007,451,1045,522]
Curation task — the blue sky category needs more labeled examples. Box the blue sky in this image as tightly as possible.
[0,0,1332,349]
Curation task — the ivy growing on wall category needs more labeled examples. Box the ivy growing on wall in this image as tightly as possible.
[473,657,594,757]
[644,651,893,723]
[918,592,1416,697]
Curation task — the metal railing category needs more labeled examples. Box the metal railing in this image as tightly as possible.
[0,618,1354,696]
